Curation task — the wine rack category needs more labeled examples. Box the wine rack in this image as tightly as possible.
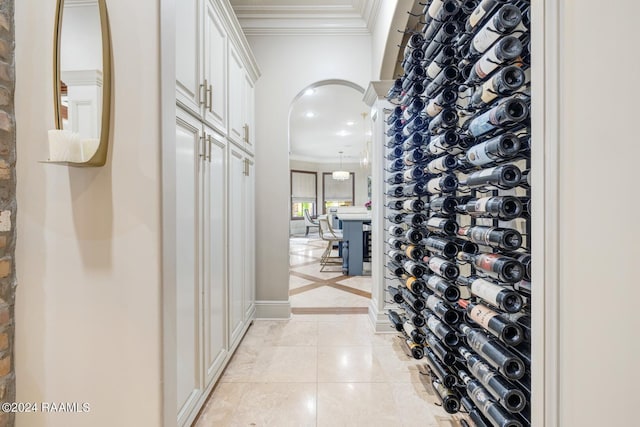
[384,1,531,426]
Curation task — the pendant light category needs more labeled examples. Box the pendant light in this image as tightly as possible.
[332,151,349,180]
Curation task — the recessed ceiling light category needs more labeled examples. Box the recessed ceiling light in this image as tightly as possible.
[304,88,315,96]
[346,121,355,126]
[305,112,315,118]
[337,130,350,137]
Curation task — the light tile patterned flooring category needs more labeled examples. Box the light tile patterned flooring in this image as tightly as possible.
[193,236,462,426]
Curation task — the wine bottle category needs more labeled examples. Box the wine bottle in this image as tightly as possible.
[400,286,426,311]
[387,285,404,304]
[404,320,427,345]
[386,78,403,99]
[508,252,531,280]
[459,300,524,346]
[387,237,403,250]
[458,275,524,313]
[467,36,523,84]
[426,66,459,98]
[401,301,426,327]
[427,174,458,194]
[425,311,460,347]
[385,133,404,148]
[462,133,522,167]
[403,260,427,278]
[401,48,424,72]
[387,213,406,224]
[462,164,522,190]
[426,275,461,303]
[452,232,477,249]
[459,324,526,380]
[457,225,523,251]
[386,118,403,136]
[386,185,405,198]
[457,195,523,220]
[407,339,425,359]
[386,200,404,210]
[466,96,528,137]
[404,213,428,227]
[424,255,460,281]
[402,66,427,89]
[428,108,459,133]
[403,146,429,165]
[402,199,425,212]
[403,180,429,197]
[404,97,427,119]
[402,115,429,136]
[432,379,461,414]
[424,21,459,61]
[428,196,458,215]
[424,0,460,41]
[387,262,405,278]
[405,227,425,244]
[424,89,458,121]
[388,249,405,263]
[469,5,522,59]
[423,328,457,366]
[470,65,526,108]
[503,312,531,343]
[402,131,425,149]
[405,275,427,294]
[425,349,458,388]
[461,396,493,427]
[458,370,524,427]
[425,217,459,236]
[386,106,403,125]
[427,130,462,156]
[424,236,459,259]
[426,154,458,174]
[387,225,405,238]
[403,165,426,182]
[385,145,404,160]
[513,280,531,296]
[387,309,404,332]
[386,172,404,185]
[407,32,425,50]
[425,46,457,80]
[466,0,508,34]
[457,252,524,283]
[459,347,527,413]
[385,158,404,172]
[400,82,426,103]
[426,294,461,326]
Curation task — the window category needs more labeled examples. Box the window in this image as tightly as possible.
[322,172,354,214]
[290,170,317,220]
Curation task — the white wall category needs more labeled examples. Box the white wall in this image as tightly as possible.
[14,1,162,426]
[248,34,372,306]
[553,1,640,425]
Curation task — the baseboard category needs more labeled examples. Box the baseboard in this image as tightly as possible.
[254,300,292,319]
[368,298,393,333]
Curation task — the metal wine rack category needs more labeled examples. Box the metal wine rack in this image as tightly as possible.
[384,1,531,426]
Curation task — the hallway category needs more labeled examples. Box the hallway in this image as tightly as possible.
[193,314,462,426]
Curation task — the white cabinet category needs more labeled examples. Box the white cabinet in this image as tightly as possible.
[171,1,259,425]
[175,110,203,424]
[176,0,227,134]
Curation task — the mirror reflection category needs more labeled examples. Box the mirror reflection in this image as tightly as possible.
[55,0,104,161]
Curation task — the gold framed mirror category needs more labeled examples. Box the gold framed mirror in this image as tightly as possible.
[50,0,112,167]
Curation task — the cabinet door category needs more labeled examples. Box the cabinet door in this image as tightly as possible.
[228,147,245,345]
[203,128,227,386]
[228,45,244,145]
[175,110,203,423]
[203,0,227,133]
[176,0,202,115]
[244,157,255,319]
[242,74,255,154]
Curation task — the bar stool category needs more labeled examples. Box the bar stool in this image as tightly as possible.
[318,217,343,272]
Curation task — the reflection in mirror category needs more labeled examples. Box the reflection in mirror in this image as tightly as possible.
[51,0,111,165]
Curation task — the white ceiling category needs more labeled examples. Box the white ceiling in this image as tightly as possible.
[289,84,371,164]
[229,0,381,35]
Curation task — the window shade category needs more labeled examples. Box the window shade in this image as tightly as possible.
[324,173,353,201]
[291,171,317,202]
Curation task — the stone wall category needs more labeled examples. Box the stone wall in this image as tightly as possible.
[0,0,15,426]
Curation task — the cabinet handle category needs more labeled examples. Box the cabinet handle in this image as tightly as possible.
[208,85,213,113]
[200,79,208,106]
[207,135,213,162]
[199,134,206,159]
[243,124,249,143]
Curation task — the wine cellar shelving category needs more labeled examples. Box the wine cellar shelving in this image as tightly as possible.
[384,1,531,426]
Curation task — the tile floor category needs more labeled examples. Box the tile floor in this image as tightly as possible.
[194,314,464,426]
[193,236,463,426]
